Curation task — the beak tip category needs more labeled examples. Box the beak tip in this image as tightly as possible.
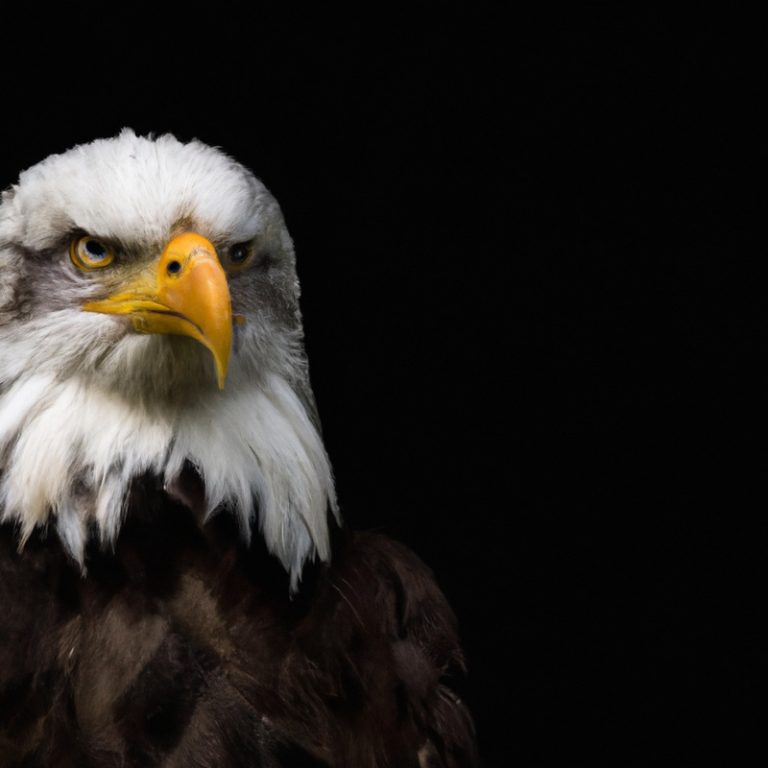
[215,359,228,390]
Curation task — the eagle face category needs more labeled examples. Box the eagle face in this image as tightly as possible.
[0,130,337,589]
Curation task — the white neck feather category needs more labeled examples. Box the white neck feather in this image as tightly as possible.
[0,369,337,590]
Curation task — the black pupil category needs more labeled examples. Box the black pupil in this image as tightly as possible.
[231,244,248,263]
[85,240,107,258]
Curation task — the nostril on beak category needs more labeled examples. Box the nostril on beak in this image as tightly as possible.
[167,260,182,275]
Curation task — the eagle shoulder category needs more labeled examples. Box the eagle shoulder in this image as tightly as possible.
[282,530,479,768]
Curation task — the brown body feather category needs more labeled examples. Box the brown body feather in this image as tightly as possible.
[0,481,477,767]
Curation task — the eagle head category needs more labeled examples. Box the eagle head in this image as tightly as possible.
[0,130,337,589]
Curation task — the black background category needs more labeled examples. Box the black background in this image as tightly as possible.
[0,6,754,766]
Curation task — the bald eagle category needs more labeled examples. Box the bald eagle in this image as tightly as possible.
[0,132,477,767]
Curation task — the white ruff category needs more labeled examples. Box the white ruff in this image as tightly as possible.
[0,370,337,590]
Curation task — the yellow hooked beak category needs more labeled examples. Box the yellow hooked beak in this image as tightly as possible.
[83,233,232,389]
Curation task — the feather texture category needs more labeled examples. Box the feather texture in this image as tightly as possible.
[0,368,336,589]
[0,487,477,767]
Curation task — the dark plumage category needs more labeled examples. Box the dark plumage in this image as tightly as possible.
[0,480,476,767]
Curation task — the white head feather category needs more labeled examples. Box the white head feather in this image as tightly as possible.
[0,130,338,590]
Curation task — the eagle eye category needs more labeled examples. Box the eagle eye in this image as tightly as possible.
[70,236,114,270]
[223,241,256,272]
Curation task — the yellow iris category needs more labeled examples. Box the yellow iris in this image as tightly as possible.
[70,236,115,270]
